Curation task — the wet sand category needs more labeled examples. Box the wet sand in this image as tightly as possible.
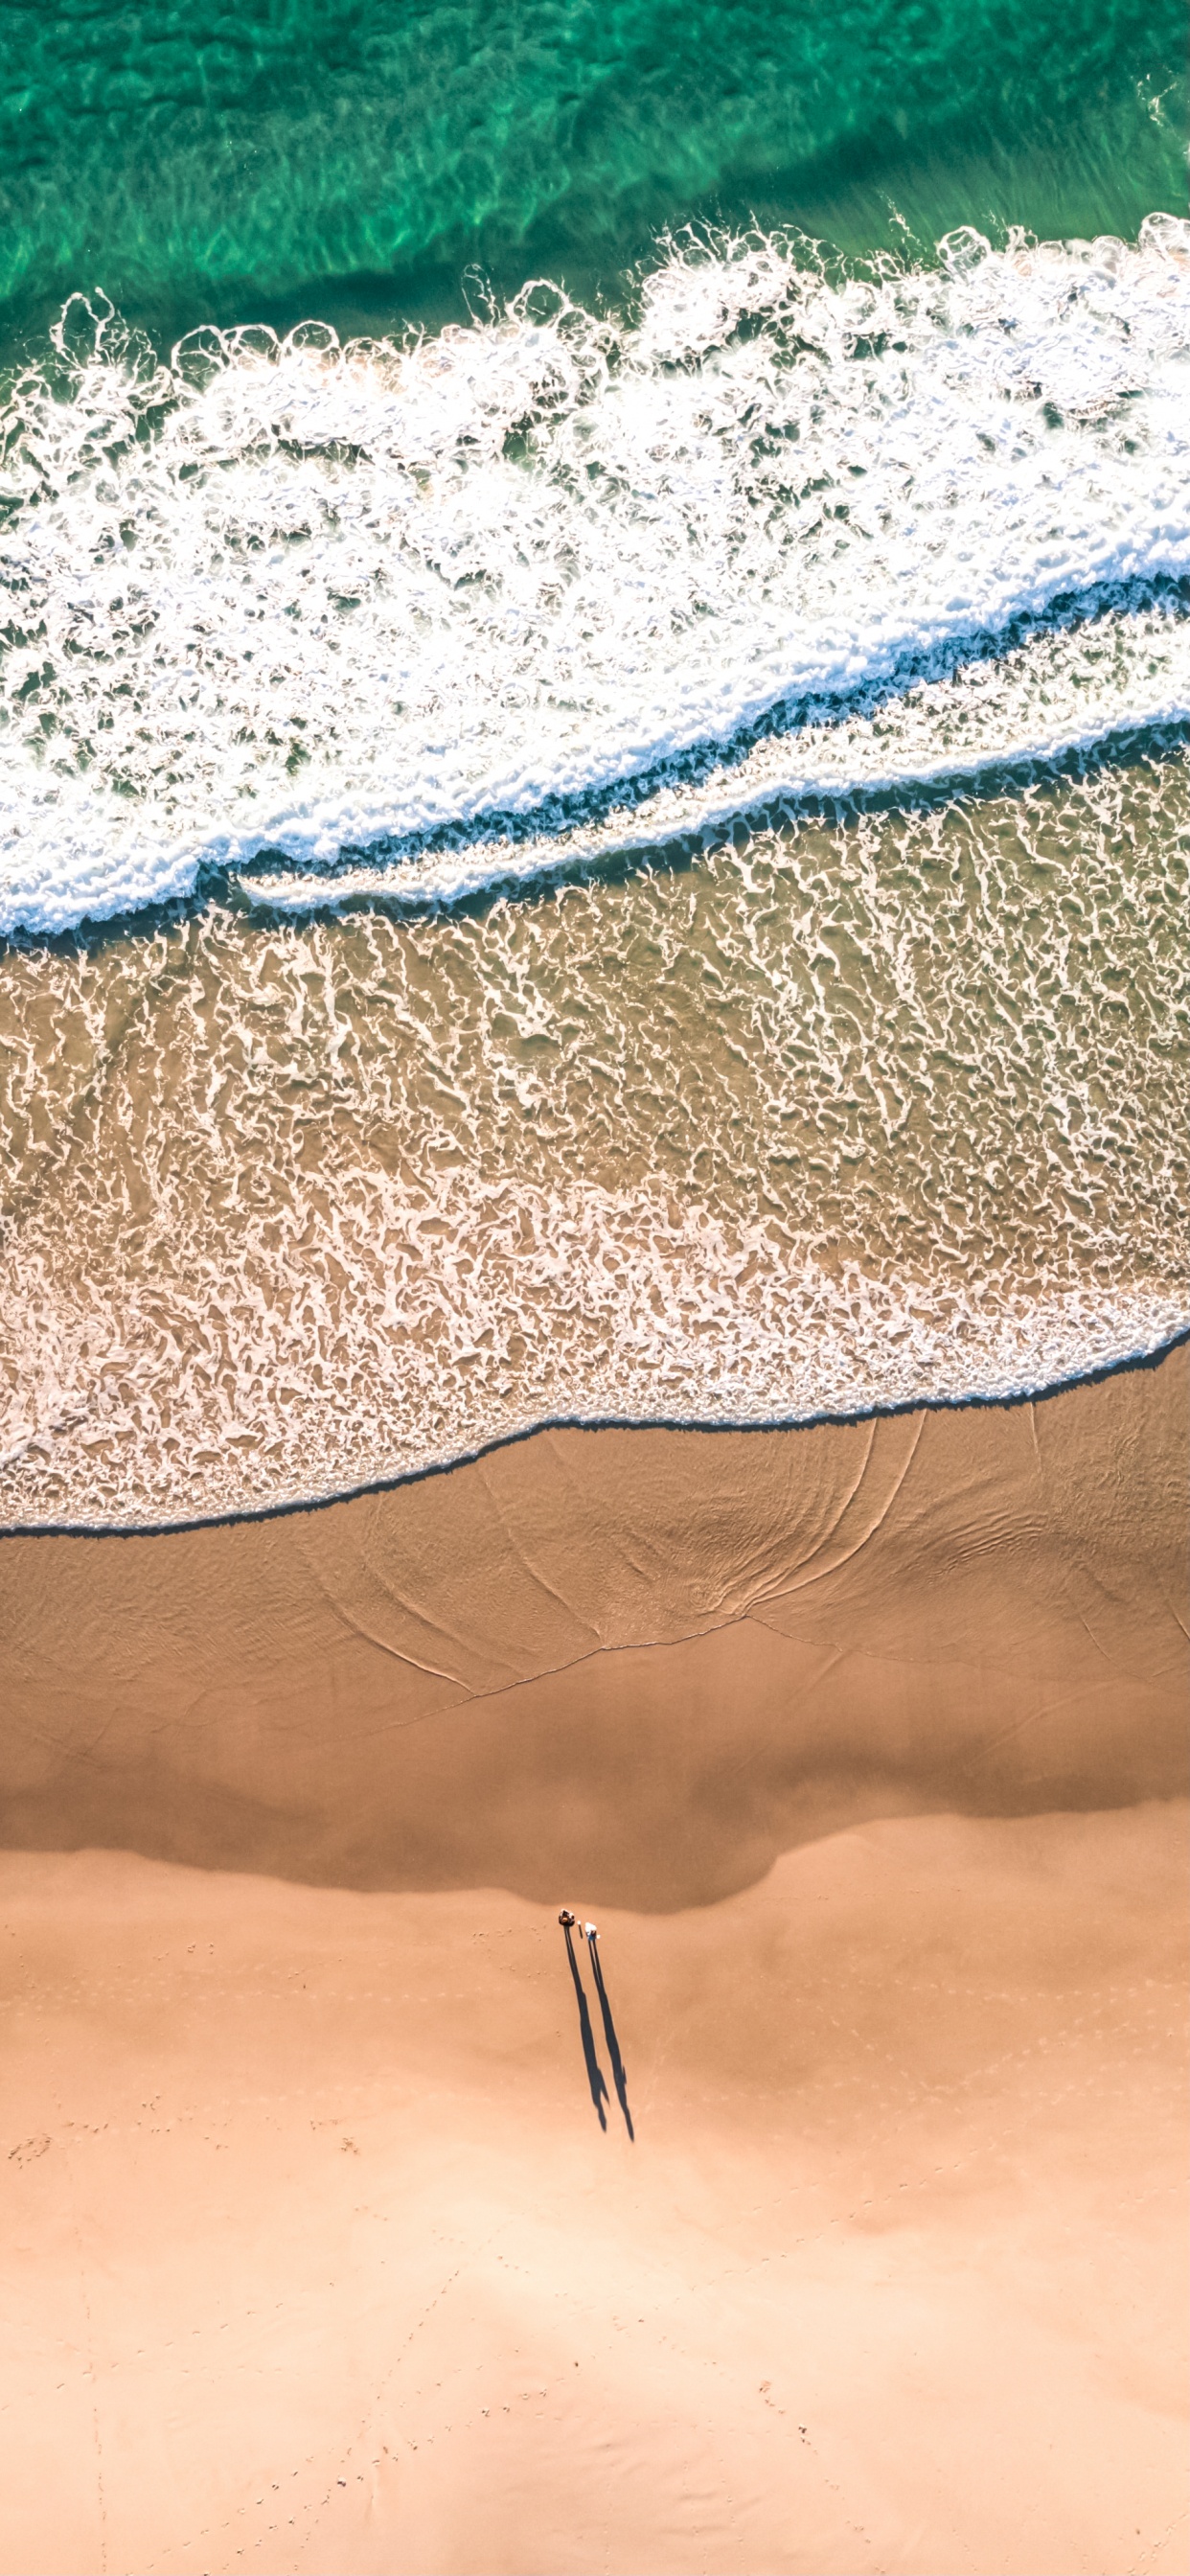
[1,1350,1187,2573]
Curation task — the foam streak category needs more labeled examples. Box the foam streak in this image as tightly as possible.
[2,217,1189,936]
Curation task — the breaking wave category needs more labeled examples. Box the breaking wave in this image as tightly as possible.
[3,215,1190,939]
[3,216,1188,1527]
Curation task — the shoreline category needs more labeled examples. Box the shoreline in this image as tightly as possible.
[4,1340,1185,1904]
[4,57,1187,2574]
[5,1317,1188,1545]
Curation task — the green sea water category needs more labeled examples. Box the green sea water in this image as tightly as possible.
[0,0,1185,347]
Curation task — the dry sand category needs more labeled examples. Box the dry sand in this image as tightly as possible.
[2,1350,1187,2575]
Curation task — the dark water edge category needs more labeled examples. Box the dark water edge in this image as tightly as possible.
[2,8,1186,1541]
[4,648,1188,965]
[0,0,1184,358]
[6,1325,1186,1544]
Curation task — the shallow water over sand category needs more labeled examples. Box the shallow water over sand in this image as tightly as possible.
[2,742,1186,1527]
[2,218,1189,1526]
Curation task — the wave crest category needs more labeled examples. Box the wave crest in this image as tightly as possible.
[2,217,1190,935]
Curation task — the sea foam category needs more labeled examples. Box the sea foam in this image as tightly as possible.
[2,216,1189,937]
[2,739,1186,1528]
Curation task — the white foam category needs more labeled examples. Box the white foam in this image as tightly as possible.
[2,741,1186,1529]
[239,600,1190,909]
[2,216,1189,936]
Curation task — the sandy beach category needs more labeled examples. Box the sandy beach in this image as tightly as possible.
[3,18,1187,2566]
[1,1348,1186,2574]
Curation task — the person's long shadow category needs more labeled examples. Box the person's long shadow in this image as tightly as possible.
[562,1924,609,2129]
[588,1941,634,2140]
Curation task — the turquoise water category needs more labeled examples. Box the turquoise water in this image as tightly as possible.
[0,6,1187,1526]
[0,0,1184,343]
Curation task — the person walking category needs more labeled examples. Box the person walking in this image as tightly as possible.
[558,1907,608,2128]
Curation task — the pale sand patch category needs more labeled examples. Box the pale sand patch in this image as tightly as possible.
[0,1351,1186,2572]
[1,1810,1186,2576]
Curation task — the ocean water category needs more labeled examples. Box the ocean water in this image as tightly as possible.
[0,5,1187,1528]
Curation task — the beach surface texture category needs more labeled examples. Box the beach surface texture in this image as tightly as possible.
[2,1349,1187,2574]
[1,1,1188,2569]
